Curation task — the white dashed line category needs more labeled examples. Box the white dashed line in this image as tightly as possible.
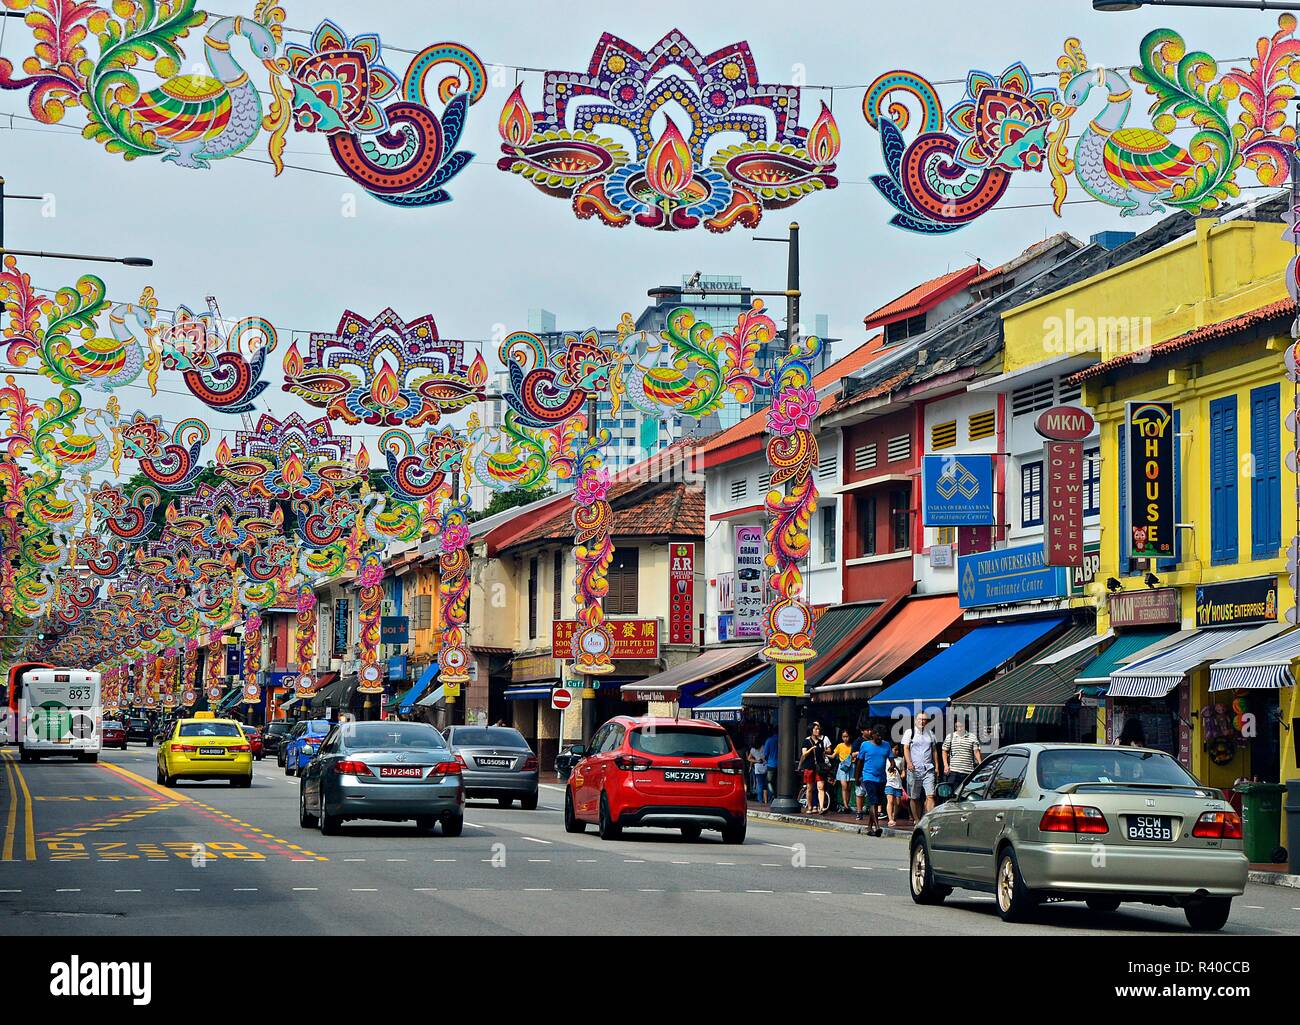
[465,822,485,829]
[343,858,366,862]
[527,859,551,863]
[763,842,798,850]
[432,858,456,863]
[386,859,408,863]
[638,888,663,892]
[114,889,141,893]
[0,889,21,893]
[55,889,80,893]
[581,888,609,892]
[1244,905,1265,910]
[413,888,438,892]
[233,888,258,892]
[761,863,780,867]
[747,889,773,894]
[293,887,318,892]
[577,859,598,863]
[852,866,874,870]
[523,887,552,892]
[861,891,885,897]
[715,862,735,866]
[175,888,199,892]
[694,888,720,893]
[351,888,378,892]
[807,890,832,895]
[521,836,552,844]
[624,859,646,864]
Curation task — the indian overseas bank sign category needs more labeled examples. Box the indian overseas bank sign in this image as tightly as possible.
[958,542,1070,609]
[921,454,995,526]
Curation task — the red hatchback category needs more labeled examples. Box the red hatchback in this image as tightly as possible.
[240,725,264,760]
[564,716,747,844]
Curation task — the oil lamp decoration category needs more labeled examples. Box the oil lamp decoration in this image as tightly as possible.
[496,29,839,232]
[355,549,386,697]
[205,627,225,707]
[242,610,262,706]
[761,330,824,692]
[182,636,199,707]
[295,587,318,697]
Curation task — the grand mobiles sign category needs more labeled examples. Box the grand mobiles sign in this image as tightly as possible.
[1126,401,1175,560]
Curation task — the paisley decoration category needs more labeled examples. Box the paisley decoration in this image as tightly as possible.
[218,411,359,502]
[497,29,838,232]
[153,300,278,414]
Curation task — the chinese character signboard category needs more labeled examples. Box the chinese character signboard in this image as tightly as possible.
[922,454,995,526]
[1127,401,1175,560]
[552,619,660,660]
[958,542,1070,609]
[733,525,765,639]
[1194,577,1278,627]
[1043,441,1084,566]
[669,543,695,645]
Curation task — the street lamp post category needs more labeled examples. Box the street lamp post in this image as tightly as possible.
[2,174,153,265]
[1093,1,1300,11]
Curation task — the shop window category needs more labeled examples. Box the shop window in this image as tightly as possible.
[858,496,877,557]
[1250,383,1281,560]
[1210,395,1238,565]
[552,549,564,622]
[528,557,539,639]
[606,548,640,615]
[821,504,836,563]
[1021,461,1044,527]
[889,490,909,551]
[1083,448,1101,517]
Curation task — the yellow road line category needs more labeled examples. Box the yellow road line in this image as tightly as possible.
[2,753,18,861]
[0,750,37,860]
[13,755,35,860]
[98,761,192,803]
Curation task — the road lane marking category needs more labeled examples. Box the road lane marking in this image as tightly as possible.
[386,859,407,862]
[521,836,552,844]
[1,754,19,861]
[114,889,141,893]
[413,888,438,892]
[747,889,773,894]
[522,888,551,892]
[763,842,798,850]
[174,888,199,892]
[807,890,832,895]
[56,888,80,893]
[581,888,608,892]
[693,888,719,893]
[1,752,36,860]
[527,859,550,863]
[638,888,662,892]
[344,858,366,862]
[233,888,258,892]
[861,892,885,896]
[577,859,598,863]
[623,859,645,864]
[351,888,377,892]
[293,887,318,892]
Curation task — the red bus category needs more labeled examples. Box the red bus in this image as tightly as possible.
[4,661,52,744]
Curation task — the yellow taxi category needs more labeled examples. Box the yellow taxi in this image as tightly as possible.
[157,712,254,787]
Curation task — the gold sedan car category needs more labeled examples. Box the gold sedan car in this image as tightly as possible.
[157,713,254,787]
[909,743,1248,931]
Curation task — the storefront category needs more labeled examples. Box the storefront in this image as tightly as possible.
[1207,628,1300,786]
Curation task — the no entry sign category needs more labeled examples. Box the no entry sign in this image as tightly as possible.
[551,686,573,711]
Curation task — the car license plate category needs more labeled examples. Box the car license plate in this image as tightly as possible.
[1127,815,1174,842]
[478,757,511,768]
[663,770,707,783]
[199,747,224,756]
[379,766,424,778]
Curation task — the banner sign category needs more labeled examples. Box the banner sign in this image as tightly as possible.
[552,619,660,660]
[922,454,995,526]
[387,655,408,682]
[1110,588,1181,628]
[1068,542,1101,596]
[958,542,1070,609]
[733,525,765,639]
[380,616,409,646]
[333,599,351,656]
[1127,401,1175,560]
[1194,577,1278,628]
[669,543,695,645]
[1035,405,1095,442]
[224,646,243,679]
[1044,441,1084,566]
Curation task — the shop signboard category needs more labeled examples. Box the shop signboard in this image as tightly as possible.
[1194,577,1278,628]
[552,619,660,660]
[380,616,409,645]
[1109,587,1180,628]
[1043,440,1084,567]
[1126,401,1175,560]
[921,454,995,526]
[669,543,695,645]
[1068,542,1101,596]
[958,542,1070,609]
[224,645,242,678]
[733,526,765,639]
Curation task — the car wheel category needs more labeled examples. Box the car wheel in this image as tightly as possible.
[563,788,586,834]
[414,815,438,836]
[1184,896,1232,932]
[909,838,950,905]
[156,764,167,785]
[277,750,285,768]
[995,848,1037,922]
[520,791,538,811]
[680,824,703,842]
[598,792,621,841]
[497,797,513,809]
[441,814,464,838]
[319,810,342,836]
[299,788,318,829]
[285,761,295,777]
[721,821,747,845]
[1086,896,1122,913]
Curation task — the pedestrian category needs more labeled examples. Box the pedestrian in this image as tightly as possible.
[833,728,855,813]
[902,712,938,822]
[855,728,891,835]
[749,737,769,803]
[884,743,906,827]
[941,717,982,794]
[761,728,779,804]
[799,721,831,814]
[1118,715,1146,747]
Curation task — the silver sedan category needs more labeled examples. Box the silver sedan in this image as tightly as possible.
[298,721,464,836]
[908,742,1248,930]
[442,725,539,809]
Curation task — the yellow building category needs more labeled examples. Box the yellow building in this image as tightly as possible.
[1002,212,1298,810]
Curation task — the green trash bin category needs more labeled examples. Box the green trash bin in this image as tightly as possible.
[1236,782,1285,864]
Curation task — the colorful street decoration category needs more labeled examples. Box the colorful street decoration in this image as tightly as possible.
[864,17,1300,233]
[497,29,839,232]
[0,1,487,209]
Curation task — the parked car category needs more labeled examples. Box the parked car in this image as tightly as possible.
[907,743,1248,930]
[442,725,539,809]
[100,720,127,750]
[262,721,291,759]
[240,725,264,760]
[283,719,332,777]
[298,720,464,836]
[126,716,154,747]
[555,743,584,782]
[156,715,253,787]
[564,716,747,844]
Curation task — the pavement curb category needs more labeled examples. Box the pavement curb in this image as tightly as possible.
[1247,870,1300,888]
[748,808,910,839]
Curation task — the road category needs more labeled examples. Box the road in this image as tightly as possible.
[1,745,1296,935]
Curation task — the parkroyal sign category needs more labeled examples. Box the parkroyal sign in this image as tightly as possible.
[1035,405,1095,442]
[1126,401,1175,560]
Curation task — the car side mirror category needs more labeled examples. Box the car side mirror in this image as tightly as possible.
[570,746,585,757]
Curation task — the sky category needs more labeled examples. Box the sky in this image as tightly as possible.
[0,0,1289,454]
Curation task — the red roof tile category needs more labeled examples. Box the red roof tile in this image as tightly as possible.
[863,265,980,329]
[1067,298,1296,384]
[501,481,704,548]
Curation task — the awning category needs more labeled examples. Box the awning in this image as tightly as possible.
[959,623,1104,725]
[416,684,447,707]
[310,672,356,709]
[815,594,964,697]
[216,688,243,713]
[1210,628,1300,692]
[1074,628,1180,684]
[1108,626,1278,698]
[741,601,884,703]
[620,643,762,699]
[694,671,767,723]
[868,615,1067,714]
[504,684,553,701]
[398,661,441,712]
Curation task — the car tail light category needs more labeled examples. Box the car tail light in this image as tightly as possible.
[523,755,538,771]
[433,761,462,776]
[229,743,250,752]
[1039,803,1109,834]
[335,760,373,777]
[455,753,467,767]
[1192,810,1242,840]
[614,754,653,771]
[718,757,745,775]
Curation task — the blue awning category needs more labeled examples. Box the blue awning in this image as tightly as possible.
[397,662,440,711]
[416,684,446,707]
[694,671,766,722]
[504,684,553,701]
[868,616,1067,714]
[216,688,243,712]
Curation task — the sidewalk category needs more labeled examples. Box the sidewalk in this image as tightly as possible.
[1247,863,1300,888]
[746,798,914,838]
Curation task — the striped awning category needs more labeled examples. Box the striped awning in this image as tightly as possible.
[1210,628,1300,692]
[504,684,552,701]
[1108,627,1267,698]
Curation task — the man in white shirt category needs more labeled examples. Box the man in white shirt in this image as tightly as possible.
[902,712,938,822]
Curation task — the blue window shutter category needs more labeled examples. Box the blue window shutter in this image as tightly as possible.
[1250,384,1281,560]
[1158,409,1181,572]
[1210,396,1238,565]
